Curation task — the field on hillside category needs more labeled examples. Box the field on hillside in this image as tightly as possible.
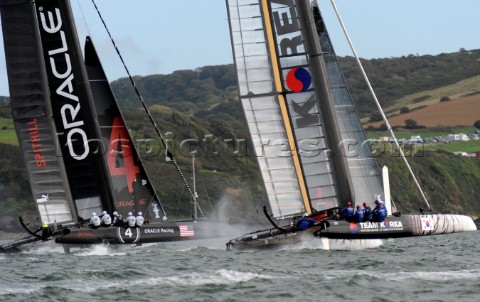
[437,141,480,153]
[366,127,475,140]
[365,94,480,128]
[0,117,17,146]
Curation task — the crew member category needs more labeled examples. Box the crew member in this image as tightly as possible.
[125,212,136,228]
[136,212,144,227]
[373,199,388,217]
[296,213,316,230]
[90,212,101,228]
[101,211,112,226]
[41,223,52,240]
[372,204,387,222]
[339,201,354,222]
[354,205,364,223]
[112,211,123,226]
[362,202,372,221]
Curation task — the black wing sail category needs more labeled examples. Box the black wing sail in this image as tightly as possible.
[1,0,119,224]
[84,37,167,221]
[33,0,114,219]
[1,0,78,225]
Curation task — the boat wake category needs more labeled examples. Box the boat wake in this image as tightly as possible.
[151,269,278,286]
[322,268,480,282]
[19,241,65,255]
[280,236,384,251]
[73,244,127,257]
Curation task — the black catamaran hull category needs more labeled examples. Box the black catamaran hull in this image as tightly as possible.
[54,221,225,245]
[226,214,477,250]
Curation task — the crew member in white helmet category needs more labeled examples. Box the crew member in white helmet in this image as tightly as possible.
[136,212,144,227]
[125,212,136,228]
[101,210,112,226]
[90,212,101,228]
[112,211,123,226]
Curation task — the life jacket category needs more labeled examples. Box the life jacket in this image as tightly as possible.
[354,209,364,222]
[344,206,354,217]
[377,207,387,221]
[126,215,136,227]
[90,216,101,227]
[363,206,372,220]
[136,215,144,227]
[101,214,112,226]
[297,217,315,230]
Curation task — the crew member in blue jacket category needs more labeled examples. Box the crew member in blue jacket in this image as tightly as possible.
[372,204,387,222]
[362,202,372,221]
[372,199,388,215]
[297,214,316,230]
[339,201,355,222]
[354,205,364,223]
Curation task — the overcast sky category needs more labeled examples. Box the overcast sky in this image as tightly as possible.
[0,0,479,96]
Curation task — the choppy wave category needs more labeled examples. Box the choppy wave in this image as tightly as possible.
[320,269,480,281]
[149,269,277,286]
[1,231,479,301]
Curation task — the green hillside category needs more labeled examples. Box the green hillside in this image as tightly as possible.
[1,50,480,232]
[361,75,480,123]
[0,115,17,146]
[110,49,480,120]
[377,151,480,216]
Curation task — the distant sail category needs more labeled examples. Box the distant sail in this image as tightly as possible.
[226,0,347,218]
[84,37,167,220]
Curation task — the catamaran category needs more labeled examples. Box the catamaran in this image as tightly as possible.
[0,0,225,253]
[224,0,477,250]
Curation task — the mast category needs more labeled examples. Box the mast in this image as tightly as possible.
[192,155,198,221]
[295,0,354,204]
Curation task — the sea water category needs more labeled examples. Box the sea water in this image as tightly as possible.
[0,231,479,302]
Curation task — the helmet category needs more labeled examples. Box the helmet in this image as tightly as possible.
[103,211,107,215]
[138,212,143,216]
[113,211,118,216]
[92,212,96,216]
[375,200,379,204]
[363,202,367,207]
[347,201,352,206]
[357,205,361,209]
[127,212,132,216]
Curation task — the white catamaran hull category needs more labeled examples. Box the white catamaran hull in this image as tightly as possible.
[226,214,477,251]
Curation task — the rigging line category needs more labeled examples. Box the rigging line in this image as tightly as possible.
[328,0,431,210]
[201,179,218,219]
[89,0,195,199]
[75,0,91,37]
